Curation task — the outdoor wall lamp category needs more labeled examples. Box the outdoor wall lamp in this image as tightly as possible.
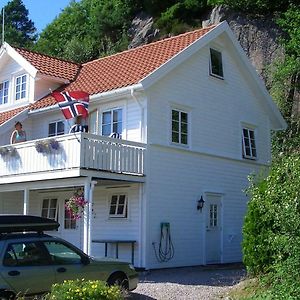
[197,196,205,212]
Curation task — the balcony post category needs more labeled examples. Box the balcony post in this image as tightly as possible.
[83,178,91,254]
[23,188,29,215]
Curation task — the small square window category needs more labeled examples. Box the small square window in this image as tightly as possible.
[109,195,127,218]
[41,198,58,221]
[48,121,65,137]
[102,109,122,137]
[210,49,224,78]
[171,109,188,145]
[242,128,257,160]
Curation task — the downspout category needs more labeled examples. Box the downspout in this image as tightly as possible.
[131,88,144,143]
[88,180,97,256]
[23,188,29,215]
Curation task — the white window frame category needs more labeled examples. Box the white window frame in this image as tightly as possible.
[242,127,257,160]
[0,80,9,105]
[101,108,123,137]
[41,198,58,221]
[15,74,28,101]
[48,120,65,137]
[209,48,224,79]
[108,194,128,218]
[64,199,77,230]
[171,108,189,146]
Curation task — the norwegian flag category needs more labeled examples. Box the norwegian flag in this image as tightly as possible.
[52,91,89,119]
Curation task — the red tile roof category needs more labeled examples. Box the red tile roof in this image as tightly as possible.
[15,47,80,81]
[2,26,215,118]
[0,106,28,126]
[30,25,215,111]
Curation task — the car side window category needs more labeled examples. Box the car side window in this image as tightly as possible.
[43,241,82,265]
[3,242,50,266]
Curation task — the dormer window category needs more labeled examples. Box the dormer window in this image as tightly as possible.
[0,80,9,105]
[15,74,27,100]
[209,48,223,78]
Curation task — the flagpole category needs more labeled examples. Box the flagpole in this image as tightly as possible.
[2,7,4,44]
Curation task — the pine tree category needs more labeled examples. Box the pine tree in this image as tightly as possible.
[0,0,37,48]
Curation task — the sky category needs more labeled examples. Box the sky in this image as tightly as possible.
[0,0,75,33]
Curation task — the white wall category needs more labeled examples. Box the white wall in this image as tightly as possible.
[144,35,273,268]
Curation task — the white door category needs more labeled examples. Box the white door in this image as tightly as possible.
[205,194,222,264]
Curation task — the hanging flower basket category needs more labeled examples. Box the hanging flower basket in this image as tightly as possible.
[35,139,60,153]
[65,191,88,220]
[0,146,17,158]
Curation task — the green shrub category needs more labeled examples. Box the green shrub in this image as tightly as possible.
[45,279,123,300]
[243,153,300,299]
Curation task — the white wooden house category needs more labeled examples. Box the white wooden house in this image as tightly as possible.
[0,22,286,269]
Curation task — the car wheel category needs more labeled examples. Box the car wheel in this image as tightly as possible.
[107,272,129,290]
[0,291,15,300]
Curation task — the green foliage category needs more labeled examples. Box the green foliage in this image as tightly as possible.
[207,0,298,15]
[243,154,300,299]
[35,0,136,63]
[0,0,37,48]
[270,6,300,155]
[45,279,123,300]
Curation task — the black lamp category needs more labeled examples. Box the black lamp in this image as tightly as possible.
[197,196,205,211]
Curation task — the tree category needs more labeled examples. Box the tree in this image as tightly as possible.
[0,0,37,48]
[35,0,136,63]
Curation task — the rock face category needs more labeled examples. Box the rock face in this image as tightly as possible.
[128,6,284,83]
[128,12,160,49]
[202,6,285,82]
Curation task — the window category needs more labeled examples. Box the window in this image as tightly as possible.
[3,242,49,266]
[15,74,27,100]
[102,109,122,137]
[109,194,127,218]
[209,48,223,78]
[41,198,58,221]
[64,200,76,229]
[209,204,218,228]
[0,80,9,105]
[171,109,188,145]
[242,128,257,159]
[48,121,65,137]
[43,241,82,264]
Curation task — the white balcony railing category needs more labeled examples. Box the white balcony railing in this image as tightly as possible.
[0,133,145,180]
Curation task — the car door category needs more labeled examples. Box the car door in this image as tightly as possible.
[43,240,107,283]
[0,241,55,295]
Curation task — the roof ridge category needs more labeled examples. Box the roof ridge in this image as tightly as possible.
[83,25,216,66]
[14,46,80,66]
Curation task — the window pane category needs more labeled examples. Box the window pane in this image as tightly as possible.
[109,205,116,215]
[172,121,179,132]
[181,123,188,134]
[16,77,21,84]
[117,205,124,215]
[172,132,179,143]
[102,124,111,136]
[113,109,122,122]
[172,110,179,121]
[210,49,223,77]
[102,112,111,124]
[42,199,49,209]
[50,199,57,208]
[111,196,118,205]
[57,122,65,135]
[181,112,188,123]
[181,134,188,145]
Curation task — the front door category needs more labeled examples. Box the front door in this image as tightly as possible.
[205,194,222,264]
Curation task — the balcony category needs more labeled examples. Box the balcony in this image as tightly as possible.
[0,133,146,184]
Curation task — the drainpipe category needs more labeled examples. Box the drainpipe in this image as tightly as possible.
[131,88,145,143]
[83,178,91,254]
[88,180,97,256]
[23,188,29,215]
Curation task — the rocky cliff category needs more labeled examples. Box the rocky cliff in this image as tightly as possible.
[128,6,284,84]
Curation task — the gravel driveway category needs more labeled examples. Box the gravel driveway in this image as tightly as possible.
[128,264,245,300]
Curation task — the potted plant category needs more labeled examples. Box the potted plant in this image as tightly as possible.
[65,191,88,220]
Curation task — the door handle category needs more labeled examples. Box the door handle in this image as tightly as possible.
[8,270,20,276]
[57,267,66,273]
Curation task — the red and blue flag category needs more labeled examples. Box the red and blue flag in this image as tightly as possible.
[52,91,89,119]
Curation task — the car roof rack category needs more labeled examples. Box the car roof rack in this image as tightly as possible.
[0,215,60,234]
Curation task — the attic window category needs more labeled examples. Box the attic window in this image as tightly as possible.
[209,48,223,78]
[242,128,257,160]
[15,74,27,100]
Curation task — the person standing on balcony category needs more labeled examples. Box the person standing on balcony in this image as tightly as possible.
[69,115,89,133]
[10,121,27,144]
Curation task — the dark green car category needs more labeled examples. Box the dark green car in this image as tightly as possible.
[0,216,138,299]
